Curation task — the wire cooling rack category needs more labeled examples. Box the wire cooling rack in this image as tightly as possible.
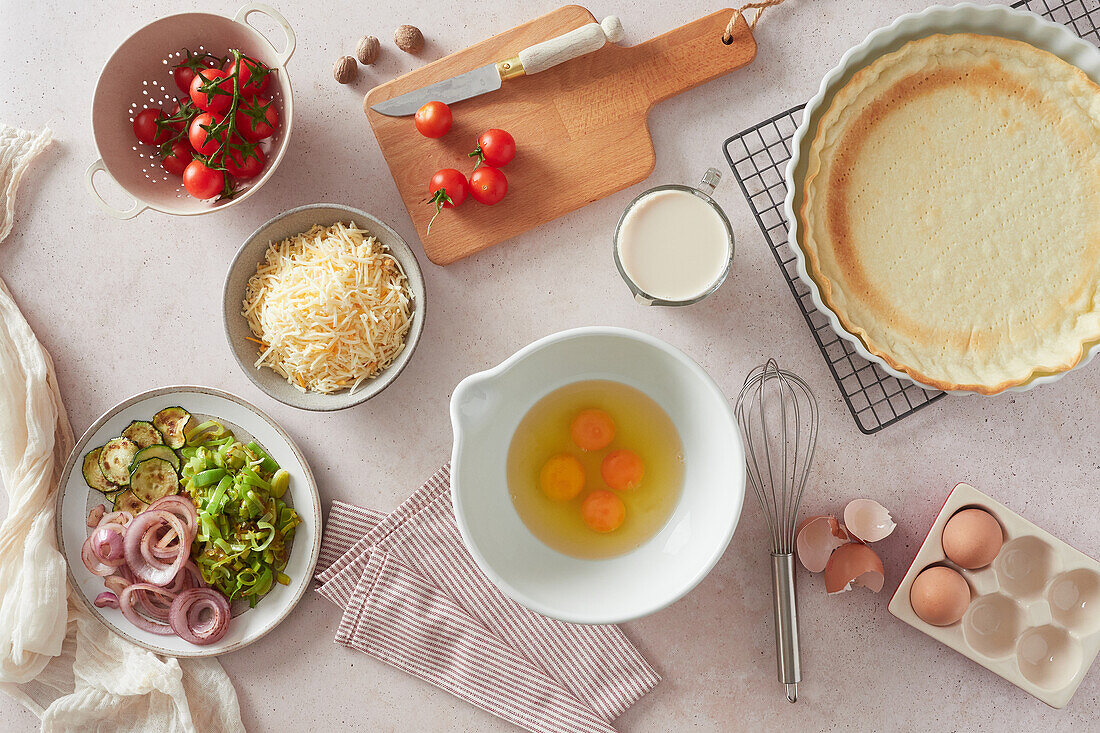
[723,0,1099,435]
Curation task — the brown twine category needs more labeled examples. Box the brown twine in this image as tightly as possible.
[723,0,787,43]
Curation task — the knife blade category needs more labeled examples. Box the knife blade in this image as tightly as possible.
[370,16,624,117]
[370,64,505,117]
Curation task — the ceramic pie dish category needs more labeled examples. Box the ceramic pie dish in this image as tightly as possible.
[784,3,1100,394]
[56,386,322,657]
[449,327,745,624]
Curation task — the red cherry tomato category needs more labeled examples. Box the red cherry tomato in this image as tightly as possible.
[471,129,515,168]
[224,143,266,180]
[427,168,469,233]
[173,66,198,96]
[429,168,469,208]
[172,51,219,95]
[469,166,507,205]
[132,109,172,145]
[226,55,270,97]
[161,140,193,176]
[189,68,233,113]
[182,158,225,199]
[414,101,452,138]
[236,97,279,142]
[188,112,226,157]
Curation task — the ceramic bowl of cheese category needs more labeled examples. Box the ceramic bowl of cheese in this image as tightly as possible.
[785,3,1100,394]
[223,203,426,411]
[450,327,745,624]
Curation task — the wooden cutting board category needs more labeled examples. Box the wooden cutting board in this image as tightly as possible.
[365,6,757,266]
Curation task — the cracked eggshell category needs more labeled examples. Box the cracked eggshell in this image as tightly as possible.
[796,515,849,573]
[824,542,885,594]
[843,498,896,543]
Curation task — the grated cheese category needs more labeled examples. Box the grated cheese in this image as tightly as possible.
[242,222,413,394]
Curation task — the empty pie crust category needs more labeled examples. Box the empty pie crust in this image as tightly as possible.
[799,34,1100,393]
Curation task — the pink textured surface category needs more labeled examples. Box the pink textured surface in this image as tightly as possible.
[1,0,1098,730]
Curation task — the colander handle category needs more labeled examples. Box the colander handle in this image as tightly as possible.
[85,160,146,220]
[234,3,296,66]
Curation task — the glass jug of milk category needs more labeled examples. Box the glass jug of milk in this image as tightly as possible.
[613,168,733,306]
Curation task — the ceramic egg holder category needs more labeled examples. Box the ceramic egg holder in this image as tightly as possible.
[888,482,1100,708]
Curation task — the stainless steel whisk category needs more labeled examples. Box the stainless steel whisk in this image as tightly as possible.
[734,360,818,704]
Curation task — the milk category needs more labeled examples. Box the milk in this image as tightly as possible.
[616,188,731,303]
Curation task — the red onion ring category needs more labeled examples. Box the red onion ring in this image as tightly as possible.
[124,510,191,586]
[119,584,176,635]
[87,504,106,528]
[167,561,205,593]
[86,488,227,645]
[131,586,174,621]
[99,510,133,527]
[150,525,184,559]
[147,495,198,538]
[169,588,230,645]
[82,532,118,576]
[89,524,128,567]
[143,524,183,564]
[104,572,132,597]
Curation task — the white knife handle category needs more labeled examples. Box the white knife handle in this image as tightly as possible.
[517,16,624,75]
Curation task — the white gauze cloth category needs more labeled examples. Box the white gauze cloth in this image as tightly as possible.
[0,123,245,732]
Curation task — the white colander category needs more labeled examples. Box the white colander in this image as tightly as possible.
[86,3,295,218]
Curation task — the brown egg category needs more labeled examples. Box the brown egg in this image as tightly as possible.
[910,566,971,626]
[942,508,1003,569]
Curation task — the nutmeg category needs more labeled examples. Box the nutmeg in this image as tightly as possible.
[333,56,357,84]
[394,24,424,54]
[356,35,380,65]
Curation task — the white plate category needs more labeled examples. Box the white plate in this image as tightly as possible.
[784,3,1100,395]
[450,327,745,625]
[56,386,321,657]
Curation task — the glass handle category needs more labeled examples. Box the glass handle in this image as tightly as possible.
[697,167,722,197]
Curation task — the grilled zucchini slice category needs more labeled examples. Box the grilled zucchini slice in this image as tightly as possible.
[82,447,117,493]
[121,420,164,449]
[131,444,180,472]
[99,437,139,485]
[113,490,146,515]
[130,457,179,504]
[153,407,192,449]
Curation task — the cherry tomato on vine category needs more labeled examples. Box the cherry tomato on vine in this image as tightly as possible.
[188,112,226,157]
[174,66,198,96]
[426,168,469,233]
[172,51,219,95]
[161,140,193,176]
[226,55,270,97]
[236,97,279,142]
[429,169,468,208]
[182,158,225,199]
[224,144,266,180]
[469,129,515,168]
[189,68,233,114]
[132,109,172,145]
[469,166,507,205]
[414,101,452,138]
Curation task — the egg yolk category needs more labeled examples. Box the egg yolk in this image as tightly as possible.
[570,409,616,451]
[601,449,644,491]
[539,454,585,501]
[581,490,626,533]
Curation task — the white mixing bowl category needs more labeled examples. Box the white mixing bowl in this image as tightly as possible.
[450,327,745,624]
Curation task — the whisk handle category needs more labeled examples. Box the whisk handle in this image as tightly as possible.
[770,553,802,702]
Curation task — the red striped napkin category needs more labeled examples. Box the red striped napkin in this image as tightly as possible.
[315,464,660,733]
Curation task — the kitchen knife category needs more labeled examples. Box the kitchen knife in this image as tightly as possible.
[370,16,625,116]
